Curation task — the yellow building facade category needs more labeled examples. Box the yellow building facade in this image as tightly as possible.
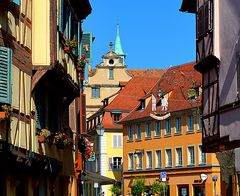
[121,63,222,196]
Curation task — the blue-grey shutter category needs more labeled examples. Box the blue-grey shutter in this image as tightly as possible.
[59,0,63,32]
[109,157,112,170]
[81,32,92,61]
[66,9,69,39]
[0,47,12,104]
[78,21,81,56]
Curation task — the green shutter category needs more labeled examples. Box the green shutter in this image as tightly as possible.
[0,47,12,104]
[81,32,92,61]
[59,0,63,32]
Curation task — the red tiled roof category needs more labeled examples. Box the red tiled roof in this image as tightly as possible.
[127,69,166,78]
[104,76,160,111]
[120,62,202,122]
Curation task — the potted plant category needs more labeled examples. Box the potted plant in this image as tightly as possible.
[75,54,89,72]
[64,38,78,52]
[0,104,11,119]
[38,129,51,143]
[54,130,73,149]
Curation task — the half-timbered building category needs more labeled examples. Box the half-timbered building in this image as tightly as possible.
[180,0,240,195]
[0,0,91,195]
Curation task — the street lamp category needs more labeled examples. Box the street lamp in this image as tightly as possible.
[96,124,105,136]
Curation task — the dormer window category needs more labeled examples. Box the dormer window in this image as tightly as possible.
[140,100,145,110]
[111,112,122,123]
[188,87,200,100]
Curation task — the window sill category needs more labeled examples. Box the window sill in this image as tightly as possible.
[164,134,172,138]
[91,97,100,99]
[197,129,202,133]
[175,165,183,168]
[145,137,152,140]
[146,167,152,170]
[174,132,182,136]
[154,135,161,139]
[127,140,134,143]
[187,164,195,167]
[198,163,206,166]
[186,131,195,135]
[135,138,142,142]
[165,166,172,168]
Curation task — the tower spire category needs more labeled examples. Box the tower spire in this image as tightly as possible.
[114,24,124,55]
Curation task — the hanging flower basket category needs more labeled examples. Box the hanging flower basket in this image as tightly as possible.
[38,129,51,143]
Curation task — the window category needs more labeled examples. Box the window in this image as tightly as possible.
[127,125,133,141]
[35,86,62,132]
[109,68,114,80]
[145,122,152,138]
[187,115,194,132]
[112,113,121,123]
[198,115,202,131]
[146,151,152,169]
[197,0,213,37]
[187,146,195,165]
[112,135,122,148]
[155,150,162,168]
[91,87,100,98]
[136,124,142,140]
[198,145,206,164]
[128,153,134,170]
[175,117,182,134]
[140,100,145,110]
[165,149,172,167]
[155,121,161,136]
[165,119,171,135]
[136,153,143,169]
[175,148,183,166]
[110,157,122,170]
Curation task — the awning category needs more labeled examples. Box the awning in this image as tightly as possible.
[83,171,116,185]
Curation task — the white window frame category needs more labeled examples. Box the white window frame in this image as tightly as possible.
[187,114,194,132]
[127,125,133,141]
[165,119,171,135]
[155,149,162,168]
[175,147,183,167]
[111,157,122,170]
[128,153,134,170]
[187,145,195,165]
[112,134,122,148]
[146,151,152,169]
[145,122,152,138]
[198,145,206,164]
[175,117,182,134]
[165,148,172,167]
[136,152,143,170]
[155,121,161,137]
[136,123,142,140]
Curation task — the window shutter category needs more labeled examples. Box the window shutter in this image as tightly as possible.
[118,135,122,147]
[0,47,12,104]
[108,157,112,170]
[81,94,86,133]
[59,0,63,32]
[78,21,81,56]
[81,32,92,61]
[113,135,117,148]
[66,9,70,38]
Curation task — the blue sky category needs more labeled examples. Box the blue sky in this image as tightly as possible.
[83,1,195,70]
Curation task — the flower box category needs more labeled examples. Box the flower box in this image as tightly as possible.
[0,112,8,119]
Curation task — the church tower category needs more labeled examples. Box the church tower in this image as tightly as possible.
[85,25,132,118]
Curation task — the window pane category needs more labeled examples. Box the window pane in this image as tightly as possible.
[175,117,182,133]
[155,150,161,168]
[155,121,161,136]
[136,124,142,140]
[176,148,182,166]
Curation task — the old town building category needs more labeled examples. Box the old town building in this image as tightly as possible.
[0,0,91,195]
[120,62,221,196]
[180,0,240,195]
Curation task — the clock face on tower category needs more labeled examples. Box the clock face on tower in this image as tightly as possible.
[109,59,114,66]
